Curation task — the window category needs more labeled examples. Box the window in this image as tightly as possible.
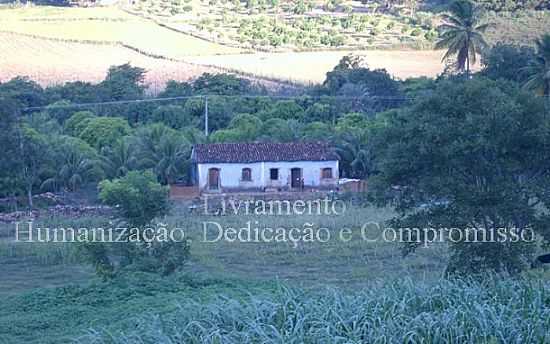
[270,168,279,180]
[321,168,333,179]
[241,168,252,181]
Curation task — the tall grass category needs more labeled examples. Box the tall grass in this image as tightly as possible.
[0,215,110,265]
[0,241,80,265]
[78,277,550,343]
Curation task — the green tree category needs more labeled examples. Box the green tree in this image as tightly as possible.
[20,126,50,210]
[159,80,193,98]
[41,136,101,192]
[481,43,535,83]
[193,73,253,95]
[301,121,332,141]
[334,113,380,179]
[64,111,96,136]
[99,63,146,101]
[0,97,22,202]
[0,77,45,108]
[150,105,199,129]
[41,148,99,192]
[371,78,550,275]
[134,124,191,184]
[96,171,188,277]
[304,103,333,123]
[436,0,491,76]
[78,117,131,150]
[523,34,550,96]
[44,100,75,124]
[99,171,170,228]
[44,81,102,104]
[100,138,137,179]
[263,100,305,121]
[260,118,296,142]
[210,114,262,142]
[323,59,404,113]
[25,111,62,136]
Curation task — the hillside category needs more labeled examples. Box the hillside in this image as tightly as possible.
[0,1,548,88]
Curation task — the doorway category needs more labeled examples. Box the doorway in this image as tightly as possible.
[291,168,302,189]
[208,168,220,190]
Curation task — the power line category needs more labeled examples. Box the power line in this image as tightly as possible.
[21,94,416,113]
[21,92,550,114]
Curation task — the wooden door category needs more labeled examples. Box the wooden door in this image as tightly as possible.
[208,168,220,190]
[291,168,302,189]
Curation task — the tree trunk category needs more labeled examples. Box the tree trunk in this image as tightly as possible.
[27,184,33,212]
[464,33,471,78]
[466,54,470,79]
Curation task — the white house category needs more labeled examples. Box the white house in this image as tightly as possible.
[191,142,339,193]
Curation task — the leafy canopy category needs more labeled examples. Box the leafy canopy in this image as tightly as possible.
[371,77,550,275]
[99,170,170,227]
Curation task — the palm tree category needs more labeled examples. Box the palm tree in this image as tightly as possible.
[336,130,376,179]
[100,138,137,179]
[135,124,191,185]
[523,34,550,96]
[436,0,491,76]
[41,150,97,192]
[153,135,191,185]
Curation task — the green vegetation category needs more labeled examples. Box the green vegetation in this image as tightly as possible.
[436,0,492,75]
[1,3,550,342]
[523,34,550,95]
[117,0,550,51]
[1,272,549,343]
[371,77,550,275]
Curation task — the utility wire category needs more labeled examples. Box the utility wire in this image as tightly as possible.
[21,93,550,113]
[22,94,416,113]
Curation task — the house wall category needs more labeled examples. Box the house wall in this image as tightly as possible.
[197,160,339,192]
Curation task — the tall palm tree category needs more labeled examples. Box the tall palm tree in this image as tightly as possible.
[436,0,491,76]
[523,34,550,96]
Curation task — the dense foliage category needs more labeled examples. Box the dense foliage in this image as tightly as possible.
[91,171,189,278]
[371,77,550,275]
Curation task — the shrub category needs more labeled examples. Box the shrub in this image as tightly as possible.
[410,28,422,36]
[80,171,190,278]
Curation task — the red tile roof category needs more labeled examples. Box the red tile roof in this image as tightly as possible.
[192,142,338,163]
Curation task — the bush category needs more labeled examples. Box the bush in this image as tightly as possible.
[80,171,190,278]
[99,170,169,227]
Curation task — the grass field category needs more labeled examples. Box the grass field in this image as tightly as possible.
[0,202,549,343]
[0,203,447,295]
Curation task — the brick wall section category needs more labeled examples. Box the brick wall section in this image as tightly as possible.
[170,185,200,199]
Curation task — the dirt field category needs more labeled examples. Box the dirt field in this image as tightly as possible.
[0,6,241,57]
[186,50,453,84]
[0,5,463,89]
[0,32,221,92]
[0,30,454,93]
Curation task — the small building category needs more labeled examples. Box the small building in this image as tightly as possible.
[191,142,339,193]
